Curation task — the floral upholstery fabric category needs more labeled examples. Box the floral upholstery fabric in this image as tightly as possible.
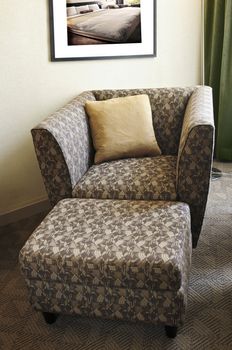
[93,87,195,155]
[72,156,177,201]
[31,129,73,204]
[177,86,214,247]
[19,198,192,326]
[24,280,187,326]
[31,86,214,247]
[31,91,95,206]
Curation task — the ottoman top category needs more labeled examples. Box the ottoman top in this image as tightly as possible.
[20,199,191,291]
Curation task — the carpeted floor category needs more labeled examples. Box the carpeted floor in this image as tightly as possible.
[0,162,232,349]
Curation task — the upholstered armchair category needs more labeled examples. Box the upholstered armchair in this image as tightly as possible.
[31,86,214,248]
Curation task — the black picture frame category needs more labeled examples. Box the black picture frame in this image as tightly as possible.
[49,0,156,61]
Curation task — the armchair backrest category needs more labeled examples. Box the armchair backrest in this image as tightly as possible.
[32,86,200,207]
[93,87,195,155]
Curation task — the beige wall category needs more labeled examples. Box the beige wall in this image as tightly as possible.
[0,0,202,215]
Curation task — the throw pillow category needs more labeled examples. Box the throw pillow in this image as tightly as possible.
[88,4,100,11]
[66,6,77,17]
[76,5,89,14]
[85,94,161,164]
[80,9,94,14]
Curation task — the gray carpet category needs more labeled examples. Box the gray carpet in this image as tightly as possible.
[0,163,232,349]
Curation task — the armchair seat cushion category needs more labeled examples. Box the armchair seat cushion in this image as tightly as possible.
[72,155,177,201]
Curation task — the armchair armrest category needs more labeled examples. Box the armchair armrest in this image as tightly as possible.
[176,86,215,247]
[31,91,95,206]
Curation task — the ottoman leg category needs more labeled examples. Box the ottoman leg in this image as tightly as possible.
[42,312,58,324]
[165,325,178,338]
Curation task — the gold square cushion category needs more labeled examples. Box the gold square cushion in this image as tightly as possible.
[85,94,161,164]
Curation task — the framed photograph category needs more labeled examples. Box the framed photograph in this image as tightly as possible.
[49,0,156,61]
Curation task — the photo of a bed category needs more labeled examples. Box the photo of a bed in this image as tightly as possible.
[66,0,141,45]
[49,0,155,60]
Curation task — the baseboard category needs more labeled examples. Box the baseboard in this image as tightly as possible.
[0,199,51,227]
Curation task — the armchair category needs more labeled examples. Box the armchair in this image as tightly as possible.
[31,86,214,248]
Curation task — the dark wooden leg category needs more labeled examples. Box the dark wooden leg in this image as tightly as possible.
[42,312,58,324]
[165,325,178,338]
[192,238,198,249]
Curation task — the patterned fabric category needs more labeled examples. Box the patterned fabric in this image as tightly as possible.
[25,281,187,327]
[19,199,192,326]
[31,86,214,248]
[31,91,95,205]
[93,88,195,155]
[31,130,72,205]
[72,156,177,201]
[176,86,215,247]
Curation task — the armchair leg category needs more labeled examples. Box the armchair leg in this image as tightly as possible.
[42,312,58,324]
[165,325,178,338]
[192,238,198,249]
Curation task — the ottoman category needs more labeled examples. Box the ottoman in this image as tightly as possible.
[19,199,192,338]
